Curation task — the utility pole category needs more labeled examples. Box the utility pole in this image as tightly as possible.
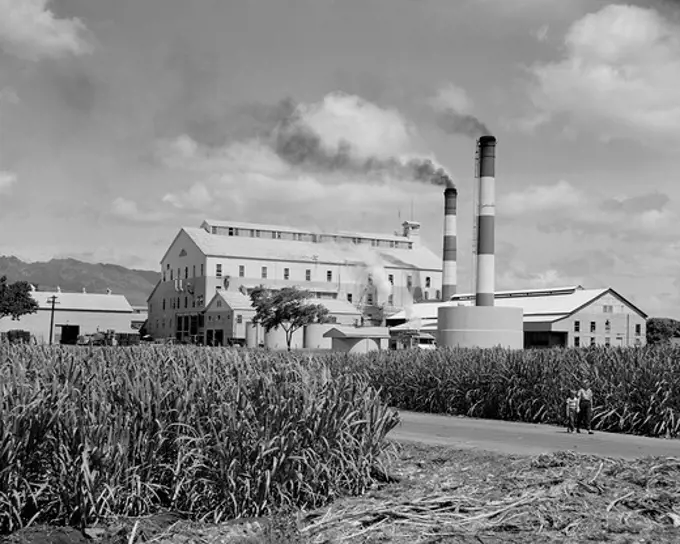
[47,295,59,345]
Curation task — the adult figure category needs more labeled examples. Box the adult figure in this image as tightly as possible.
[577,379,594,434]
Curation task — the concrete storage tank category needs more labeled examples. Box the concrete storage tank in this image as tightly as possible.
[245,322,260,348]
[303,324,334,350]
[264,327,304,350]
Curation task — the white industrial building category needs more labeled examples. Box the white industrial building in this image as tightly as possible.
[147,218,442,344]
[0,287,137,344]
[387,286,648,348]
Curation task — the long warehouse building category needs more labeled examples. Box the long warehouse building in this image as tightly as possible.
[387,286,648,348]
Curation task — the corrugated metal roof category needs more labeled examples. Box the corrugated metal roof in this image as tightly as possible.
[184,227,442,270]
[201,219,411,243]
[387,287,611,322]
[31,291,133,313]
[323,326,391,339]
[204,290,254,311]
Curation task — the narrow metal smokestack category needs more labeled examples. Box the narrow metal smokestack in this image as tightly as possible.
[441,186,457,300]
[475,135,496,307]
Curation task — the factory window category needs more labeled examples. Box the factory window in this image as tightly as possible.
[603,305,613,313]
[162,299,166,311]
[574,321,580,332]
[239,265,245,277]
[590,321,596,333]
[228,227,235,236]
[261,266,268,279]
[184,297,188,309]
[406,275,413,289]
[216,264,222,277]
[388,274,394,284]
[250,229,255,237]
[255,230,261,238]
[163,271,166,282]
[217,300,222,308]
[574,337,580,347]
[192,300,195,308]
[590,337,596,346]
[435,290,441,300]
[605,320,611,333]
[192,265,196,277]
[200,264,204,276]
[177,268,180,281]
[425,277,431,288]
[306,269,311,281]
[347,294,353,303]
[326,270,333,282]
[367,294,373,305]
[635,324,641,336]
[185,267,188,279]
[170,269,174,281]
[388,294,394,305]
[284,268,290,280]
[424,292,429,300]
[605,337,611,347]
[236,314,242,324]
[208,315,212,322]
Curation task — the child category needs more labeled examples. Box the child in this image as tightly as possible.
[565,390,579,433]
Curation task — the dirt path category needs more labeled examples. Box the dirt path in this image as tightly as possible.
[389,410,680,460]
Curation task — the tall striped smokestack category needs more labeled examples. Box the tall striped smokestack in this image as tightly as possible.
[441,185,457,301]
[475,135,496,307]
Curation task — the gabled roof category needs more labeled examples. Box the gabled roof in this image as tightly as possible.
[183,227,442,271]
[387,286,647,323]
[30,291,133,313]
[323,326,391,339]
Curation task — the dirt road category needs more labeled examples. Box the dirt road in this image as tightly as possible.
[388,410,680,460]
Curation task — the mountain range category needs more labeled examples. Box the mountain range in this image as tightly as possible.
[0,256,160,307]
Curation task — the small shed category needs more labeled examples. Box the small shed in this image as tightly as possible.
[323,326,390,354]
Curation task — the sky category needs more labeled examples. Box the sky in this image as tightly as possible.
[0,0,680,317]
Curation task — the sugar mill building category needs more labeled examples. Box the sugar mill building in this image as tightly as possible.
[146,219,442,344]
[387,286,648,348]
[0,287,137,344]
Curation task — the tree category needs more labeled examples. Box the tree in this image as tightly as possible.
[0,276,39,322]
[250,286,330,351]
[646,317,680,345]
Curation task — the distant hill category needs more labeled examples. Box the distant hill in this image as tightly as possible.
[0,256,160,307]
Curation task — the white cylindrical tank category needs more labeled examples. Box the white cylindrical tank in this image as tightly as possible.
[264,327,304,350]
[437,306,523,349]
[245,322,258,348]
[303,324,334,350]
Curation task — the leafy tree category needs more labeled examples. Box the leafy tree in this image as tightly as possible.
[0,276,39,321]
[250,286,330,351]
[646,317,680,345]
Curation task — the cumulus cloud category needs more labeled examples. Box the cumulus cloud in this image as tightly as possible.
[0,0,92,61]
[0,170,17,193]
[111,197,167,224]
[499,180,676,239]
[527,4,680,142]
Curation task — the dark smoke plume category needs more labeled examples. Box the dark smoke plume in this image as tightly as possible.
[436,108,491,139]
[271,103,454,188]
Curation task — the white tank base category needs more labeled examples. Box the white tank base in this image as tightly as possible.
[437,306,524,349]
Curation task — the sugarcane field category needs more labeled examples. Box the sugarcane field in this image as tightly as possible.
[1,343,680,543]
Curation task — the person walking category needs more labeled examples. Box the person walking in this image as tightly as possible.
[577,379,594,434]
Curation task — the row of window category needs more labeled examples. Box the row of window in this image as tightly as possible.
[165,264,203,282]
[212,225,414,249]
[574,320,642,335]
[574,336,642,347]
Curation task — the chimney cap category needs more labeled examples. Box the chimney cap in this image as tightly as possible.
[478,135,497,146]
